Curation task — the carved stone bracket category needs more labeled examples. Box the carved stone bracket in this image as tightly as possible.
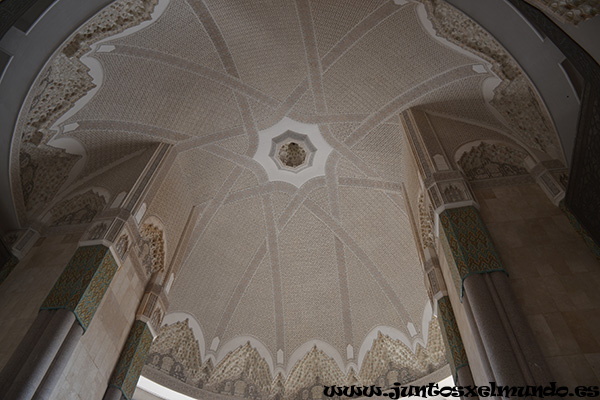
[77,209,147,282]
[136,279,168,338]
[5,227,41,260]
[525,157,568,205]
[423,248,448,306]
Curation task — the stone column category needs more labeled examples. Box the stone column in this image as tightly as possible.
[400,107,553,387]
[33,321,85,400]
[436,297,475,389]
[5,309,77,400]
[422,248,477,396]
[105,320,154,400]
[103,274,166,400]
[1,244,119,399]
[438,206,552,386]
[0,310,52,394]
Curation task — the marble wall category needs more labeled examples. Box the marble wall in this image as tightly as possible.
[474,183,600,384]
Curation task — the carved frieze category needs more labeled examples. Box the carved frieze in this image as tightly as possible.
[49,189,107,227]
[524,0,599,24]
[457,142,529,181]
[138,223,165,275]
[145,318,447,400]
[419,0,562,159]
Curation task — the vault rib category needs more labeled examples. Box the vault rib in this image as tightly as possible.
[303,198,413,326]
[186,0,240,78]
[112,45,280,107]
[321,0,402,72]
[213,241,268,341]
[180,166,243,269]
[262,193,286,354]
[345,64,480,147]
[295,0,327,114]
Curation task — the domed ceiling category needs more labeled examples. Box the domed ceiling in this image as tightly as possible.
[9,0,564,398]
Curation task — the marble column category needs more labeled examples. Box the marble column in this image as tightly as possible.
[438,205,552,386]
[5,310,77,400]
[1,244,119,399]
[0,310,53,394]
[104,320,154,400]
[33,321,84,400]
[436,297,473,385]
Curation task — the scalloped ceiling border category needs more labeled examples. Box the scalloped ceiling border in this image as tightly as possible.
[160,298,434,381]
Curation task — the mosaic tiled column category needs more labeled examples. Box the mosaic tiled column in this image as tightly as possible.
[437,206,506,299]
[104,275,166,400]
[105,320,154,400]
[437,297,474,388]
[2,244,118,399]
[423,248,476,394]
[438,206,552,386]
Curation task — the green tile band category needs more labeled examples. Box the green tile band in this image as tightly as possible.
[41,245,118,331]
[109,320,154,400]
[437,296,468,380]
[439,206,507,299]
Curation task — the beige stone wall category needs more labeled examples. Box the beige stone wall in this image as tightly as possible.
[474,183,600,385]
[0,233,80,370]
[50,253,146,400]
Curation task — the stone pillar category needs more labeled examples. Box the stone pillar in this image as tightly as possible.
[105,320,154,400]
[422,247,477,395]
[5,309,77,400]
[0,310,53,394]
[436,297,474,388]
[33,321,84,400]
[438,206,552,386]
[104,275,166,400]
[0,244,119,399]
[400,107,554,386]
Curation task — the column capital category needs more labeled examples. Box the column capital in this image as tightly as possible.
[438,206,507,299]
[525,157,568,206]
[4,227,41,260]
[136,277,168,338]
[40,244,118,331]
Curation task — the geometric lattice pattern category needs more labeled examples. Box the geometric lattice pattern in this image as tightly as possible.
[109,320,154,400]
[439,206,506,299]
[437,296,468,380]
[40,245,118,331]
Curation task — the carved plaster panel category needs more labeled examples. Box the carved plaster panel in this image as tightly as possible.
[48,189,107,227]
[419,0,563,160]
[144,318,446,400]
[139,223,166,275]
[457,142,529,181]
[524,0,599,24]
